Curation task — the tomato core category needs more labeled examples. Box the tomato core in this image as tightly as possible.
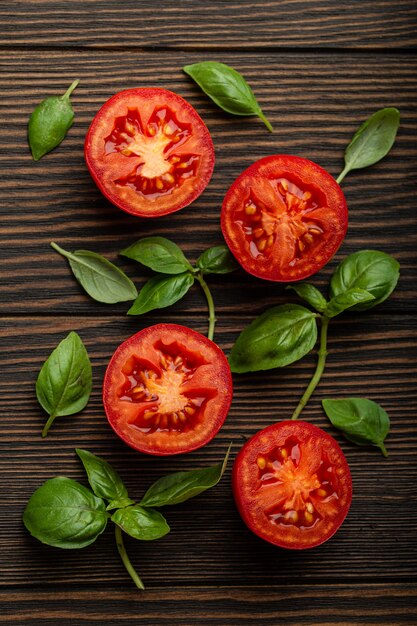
[233,421,352,548]
[103,324,232,455]
[221,156,348,281]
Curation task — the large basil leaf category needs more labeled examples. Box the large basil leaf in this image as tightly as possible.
[330,250,400,311]
[183,61,273,131]
[36,332,92,437]
[340,108,400,180]
[120,237,192,275]
[286,283,328,313]
[196,245,239,275]
[76,449,134,510]
[229,304,318,373]
[322,397,390,457]
[324,288,375,318]
[140,445,231,508]
[51,242,137,303]
[111,505,170,541]
[28,80,79,161]
[23,477,107,549]
[127,272,194,316]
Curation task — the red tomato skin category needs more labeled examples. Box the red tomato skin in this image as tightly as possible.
[221,155,348,282]
[103,324,232,456]
[232,420,352,549]
[85,88,215,218]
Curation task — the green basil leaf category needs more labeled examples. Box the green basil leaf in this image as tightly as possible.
[28,80,79,161]
[106,498,135,512]
[286,283,328,313]
[183,61,273,132]
[51,242,137,304]
[324,288,375,318]
[322,398,390,457]
[36,331,92,437]
[229,304,318,373]
[127,272,194,316]
[111,505,170,541]
[140,444,231,508]
[330,250,400,311]
[23,477,107,549]
[120,237,192,274]
[196,245,239,275]
[341,108,400,179]
[75,449,133,507]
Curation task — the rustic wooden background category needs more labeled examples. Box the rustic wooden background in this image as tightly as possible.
[1,1,417,624]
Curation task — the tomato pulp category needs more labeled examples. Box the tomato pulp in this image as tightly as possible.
[233,421,352,549]
[103,324,232,455]
[85,88,215,217]
[221,155,348,282]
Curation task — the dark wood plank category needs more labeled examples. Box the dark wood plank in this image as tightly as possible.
[0,0,416,49]
[1,50,416,315]
[1,314,416,588]
[1,584,417,625]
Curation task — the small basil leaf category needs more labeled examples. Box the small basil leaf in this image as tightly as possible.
[111,505,170,541]
[324,288,375,318]
[120,237,192,275]
[286,283,328,313]
[36,332,92,437]
[28,80,79,161]
[106,497,135,512]
[51,242,137,304]
[196,245,239,275]
[322,398,390,457]
[183,61,273,132]
[140,444,231,508]
[330,250,400,311]
[340,108,400,180]
[229,304,318,373]
[127,272,194,316]
[23,477,107,549]
[76,449,131,504]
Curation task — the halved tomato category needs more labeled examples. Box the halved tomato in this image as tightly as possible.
[233,421,352,549]
[221,155,348,282]
[85,88,215,217]
[103,324,232,455]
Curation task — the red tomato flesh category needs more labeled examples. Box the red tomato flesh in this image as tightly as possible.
[103,324,232,455]
[85,88,215,217]
[221,155,348,281]
[233,421,352,549]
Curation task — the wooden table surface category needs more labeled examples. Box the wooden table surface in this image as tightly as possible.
[1,2,417,624]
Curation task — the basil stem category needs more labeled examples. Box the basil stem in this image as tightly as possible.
[291,315,329,420]
[114,525,145,590]
[195,271,216,341]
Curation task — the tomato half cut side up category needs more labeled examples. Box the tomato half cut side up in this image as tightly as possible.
[103,324,232,455]
[85,88,215,218]
[233,421,352,549]
[221,155,348,282]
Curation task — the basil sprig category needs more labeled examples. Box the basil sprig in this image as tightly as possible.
[323,398,390,457]
[183,61,273,132]
[121,237,238,340]
[23,448,231,590]
[28,80,80,161]
[229,249,399,440]
[336,108,400,184]
[36,331,92,438]
[51,242,137,304]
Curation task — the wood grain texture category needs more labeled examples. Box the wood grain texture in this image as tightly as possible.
[1,315,416,588]
[1,584,417,625]
[0,0,416,49]
[1,50,416,315]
